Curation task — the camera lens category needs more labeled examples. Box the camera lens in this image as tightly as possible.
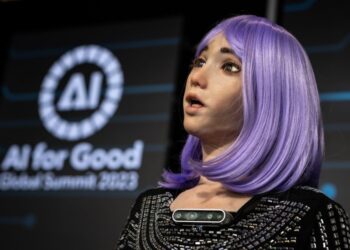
[216,213,223,220]
[206,213,213,220]
[174,212,182,219]
[186,212,198,220]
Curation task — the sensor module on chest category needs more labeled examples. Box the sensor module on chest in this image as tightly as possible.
[172,209,234,227]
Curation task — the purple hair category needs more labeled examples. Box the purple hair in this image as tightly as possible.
[159,15,324,195]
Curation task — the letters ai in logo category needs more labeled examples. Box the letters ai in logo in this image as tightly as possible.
[38,45,124,141]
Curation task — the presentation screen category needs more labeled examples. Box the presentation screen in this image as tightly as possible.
[0,17,182,250]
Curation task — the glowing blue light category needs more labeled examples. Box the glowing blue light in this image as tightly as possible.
[321,183,337,199]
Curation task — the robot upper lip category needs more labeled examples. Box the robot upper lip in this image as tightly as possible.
[185,93,205,106]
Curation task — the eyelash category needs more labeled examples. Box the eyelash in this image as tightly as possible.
[190,57,241,73]
[190,58,205,68]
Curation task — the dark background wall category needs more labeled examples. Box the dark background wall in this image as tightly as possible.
[0,1,349,250]
[282,0,350,213]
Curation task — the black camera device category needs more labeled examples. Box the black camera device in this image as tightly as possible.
[172,208,234,226]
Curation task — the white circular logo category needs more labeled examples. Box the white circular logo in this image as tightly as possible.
[38,45,123,141]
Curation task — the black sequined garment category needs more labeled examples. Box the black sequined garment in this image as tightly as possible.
[116,186,350,249]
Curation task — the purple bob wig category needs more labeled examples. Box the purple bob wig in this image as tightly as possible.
[159,15,324,195]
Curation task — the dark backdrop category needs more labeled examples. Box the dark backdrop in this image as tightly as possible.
[0,1,268,250]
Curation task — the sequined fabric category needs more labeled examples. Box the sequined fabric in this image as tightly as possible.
[116,186,350,249]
